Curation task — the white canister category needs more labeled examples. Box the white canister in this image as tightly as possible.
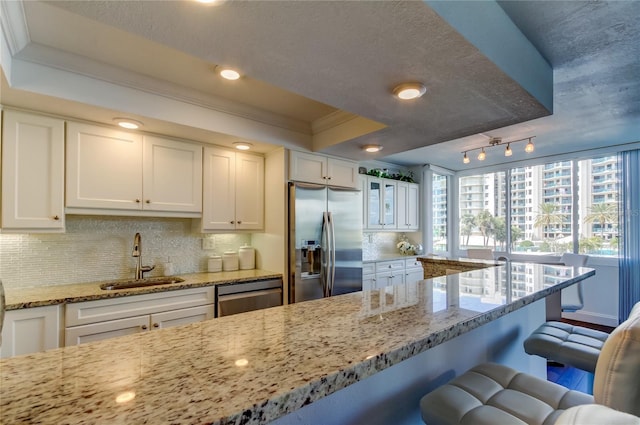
[222,251,239,271]
[238,244,255,270]
[208,255,222,272]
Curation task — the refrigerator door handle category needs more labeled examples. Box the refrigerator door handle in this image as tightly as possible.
[328,211,336,296]
[321,212,331,297]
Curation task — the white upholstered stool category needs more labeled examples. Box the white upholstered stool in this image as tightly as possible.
[523,321,608,374]
[420,302,640,425]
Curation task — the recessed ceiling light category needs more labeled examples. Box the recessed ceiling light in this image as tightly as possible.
[392,82,426,100]
[219,68,241,80]
[233,142,252,151]
[115,391,136,404]
[113,118,143,130]
[363,144,383,153]
[235,358,249,367]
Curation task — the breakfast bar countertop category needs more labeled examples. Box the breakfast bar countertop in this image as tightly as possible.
[0,261,595,425]
[3,269,283,310]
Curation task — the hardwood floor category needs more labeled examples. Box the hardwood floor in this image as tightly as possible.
[547,363,593,394]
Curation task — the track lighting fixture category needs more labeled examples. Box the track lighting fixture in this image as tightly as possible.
[461,136,535,164]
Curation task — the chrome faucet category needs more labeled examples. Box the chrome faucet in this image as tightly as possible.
[132,232,155,280]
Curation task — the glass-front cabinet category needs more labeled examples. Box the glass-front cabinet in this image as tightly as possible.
[367,177,396,230]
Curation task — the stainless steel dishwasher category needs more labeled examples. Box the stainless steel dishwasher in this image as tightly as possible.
[216,278,283,317]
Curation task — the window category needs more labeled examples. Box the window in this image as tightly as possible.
[458,172,506,250]
[455,155,620,257]
[432,173,448,253]
[577,156,620,256]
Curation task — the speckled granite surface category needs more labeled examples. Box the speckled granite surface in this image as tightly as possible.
[4,269,282,310]
[0,262,594,425]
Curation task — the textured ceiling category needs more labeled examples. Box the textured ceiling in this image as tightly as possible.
[1,1,638,171]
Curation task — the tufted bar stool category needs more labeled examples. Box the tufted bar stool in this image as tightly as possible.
[523,321,608,374]
[419,302,640,425]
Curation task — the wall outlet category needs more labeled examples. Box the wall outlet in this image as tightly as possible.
[202,237,216,250]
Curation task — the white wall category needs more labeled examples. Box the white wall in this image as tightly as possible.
[252,148,288,299]
[563,256,619,327]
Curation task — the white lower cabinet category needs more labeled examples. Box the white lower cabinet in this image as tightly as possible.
[65,305,214,346]
[363,257,423,290]
[1,305,62,358]
[404,258,424,285]
[374,260,405,288]
[64,287,215,346]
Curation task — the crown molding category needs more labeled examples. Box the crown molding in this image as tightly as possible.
[14,42,314,137]
[0,0,29,55]
[311,110,359,134]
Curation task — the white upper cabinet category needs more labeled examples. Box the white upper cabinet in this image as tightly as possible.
[142,135,202,213]
[1,110,65,232]
[364,176,419,231]
[366,176,396,230]
[289,151,358,188]
[202,146,264,231]
[66,122,202,216]
[397,181,420,231]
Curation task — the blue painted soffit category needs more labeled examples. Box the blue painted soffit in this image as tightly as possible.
[425,0,553,113]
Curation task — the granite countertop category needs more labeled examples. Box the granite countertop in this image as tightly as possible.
[0,261,594,424]
[3,269,282,310]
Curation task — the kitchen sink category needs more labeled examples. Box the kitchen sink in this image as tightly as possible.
[100,276,185,291]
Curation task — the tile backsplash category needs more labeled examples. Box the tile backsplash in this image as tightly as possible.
[362,232,422,261]
[0,216,250,289]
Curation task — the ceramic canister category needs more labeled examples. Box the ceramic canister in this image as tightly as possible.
[208,255,222,272]
[238,244,255,270]
[222,251,239,271]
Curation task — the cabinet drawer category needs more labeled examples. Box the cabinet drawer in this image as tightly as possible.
[405,258,422,270]
[375,260,404,273]
[66,286,215,326]
[362,263,376,275]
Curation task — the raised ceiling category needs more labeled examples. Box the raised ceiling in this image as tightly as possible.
[1,1,638,171]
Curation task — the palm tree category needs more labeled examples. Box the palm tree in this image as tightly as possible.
[460,214,476,246]
[476,210,494,247]
[584,202,618,237]
[534,203,564,238]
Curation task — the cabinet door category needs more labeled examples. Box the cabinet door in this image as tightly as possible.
[397,182,409,229]
[202,147,236,230]
[1,305,61,358]
[362,275,376,291]
[289,151,327,185]
[407,183,420,230]
[151,305,214,329]
[405,269,424,286]
[1,111,65,231]
[367,177,383,229]
[383,180,397,228]
[65,315,148,346]
[235,153,264,230]
[66,122,143,210]
[327,157,358,188]
[142,136,202,212]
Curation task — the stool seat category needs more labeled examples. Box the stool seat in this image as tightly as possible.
[524,321,609,374]
[420,363,593,425]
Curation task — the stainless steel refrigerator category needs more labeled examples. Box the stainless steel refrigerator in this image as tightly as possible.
[288,182,362,303]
